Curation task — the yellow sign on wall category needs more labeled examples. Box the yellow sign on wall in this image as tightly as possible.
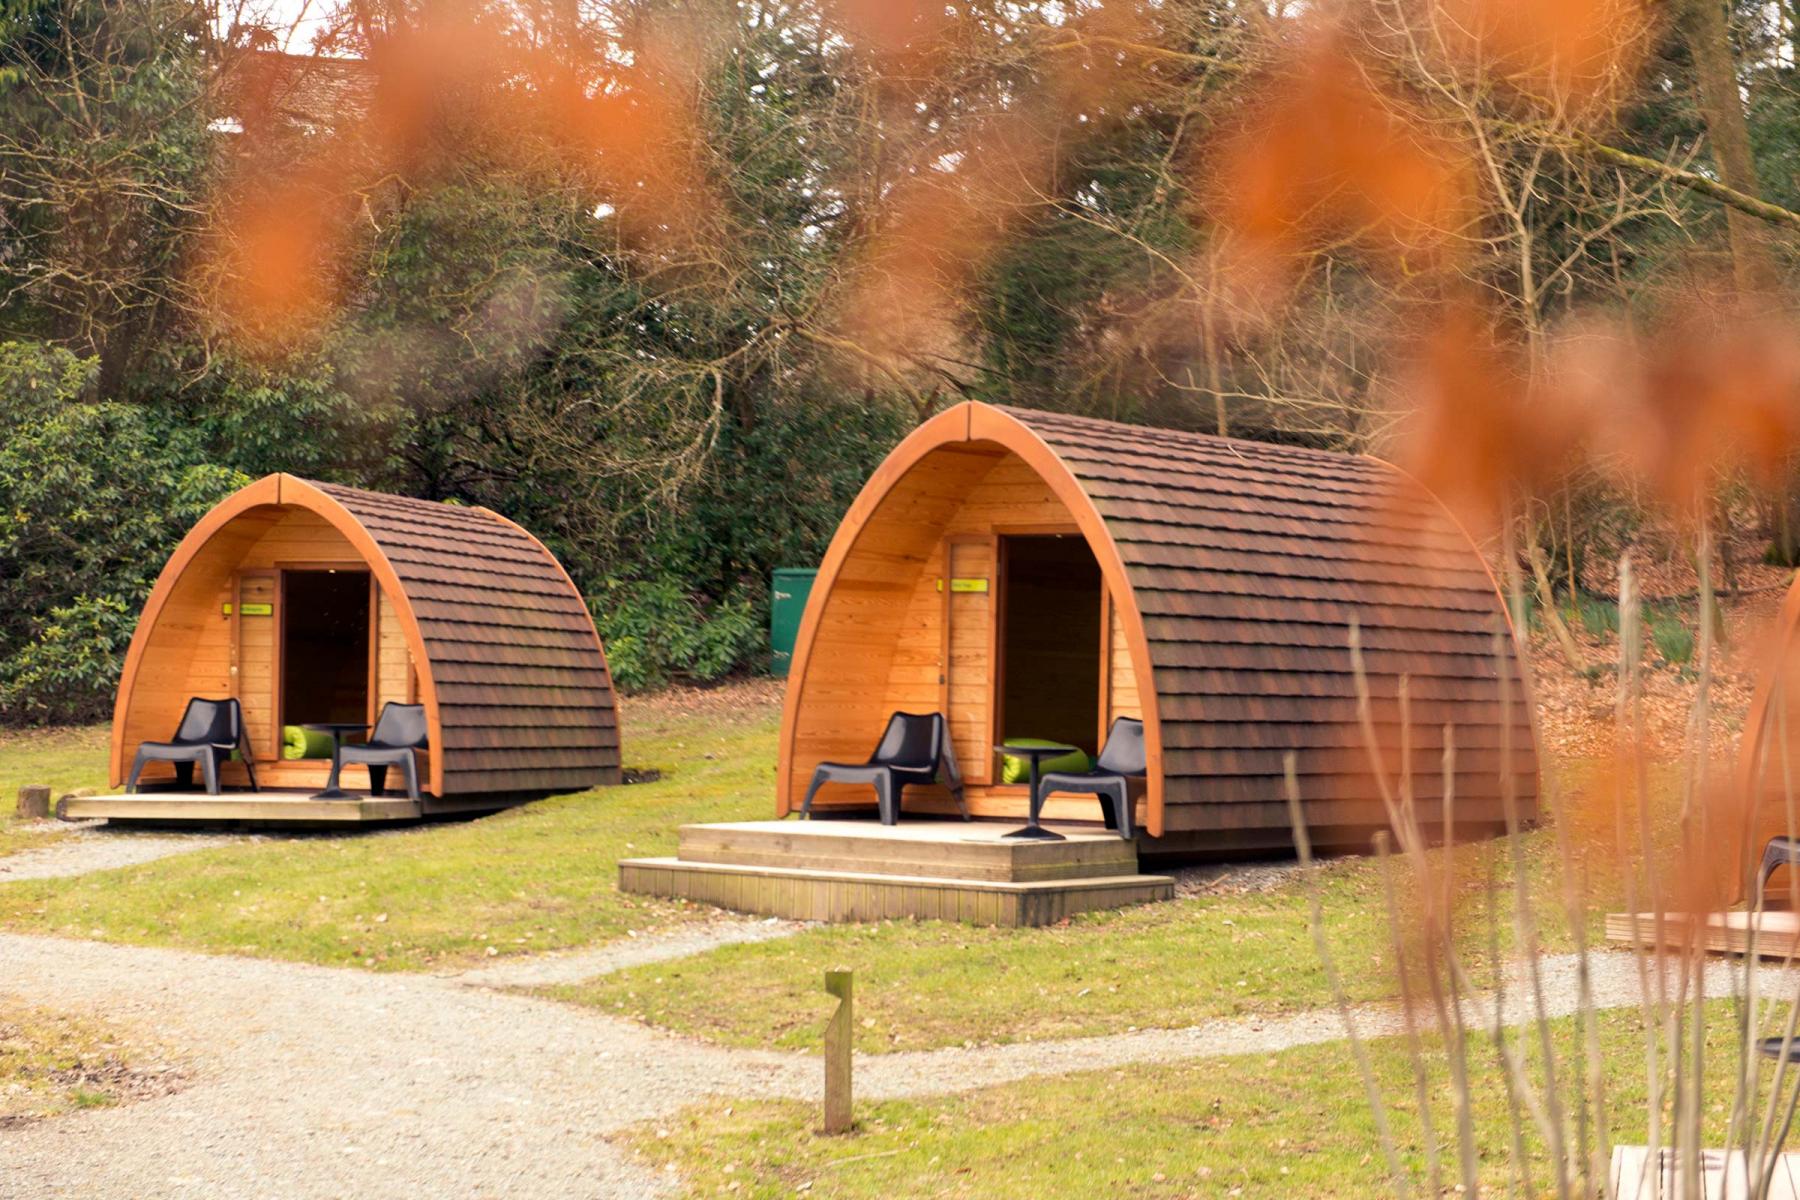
[948,578,989,593]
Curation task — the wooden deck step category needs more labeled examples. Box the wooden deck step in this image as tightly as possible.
[675,819,1139,883]
[619,856,1174,927]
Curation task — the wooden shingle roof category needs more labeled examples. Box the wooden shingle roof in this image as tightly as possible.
[313,482,620,797]
[1004,406,1537,834]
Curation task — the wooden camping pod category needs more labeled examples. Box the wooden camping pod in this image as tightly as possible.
[110,473,620,805]
[1730,573,1800,904]
[776,402,1538,853]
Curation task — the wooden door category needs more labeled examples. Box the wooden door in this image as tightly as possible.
[941,536,997,784]
[234,571,279,761]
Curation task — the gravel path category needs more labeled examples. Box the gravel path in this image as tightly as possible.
[0,934,811,1200]
[0,830,242,883]
[3,933,1793,1199]
[857,952,1800,1096]
[450,917,806,989]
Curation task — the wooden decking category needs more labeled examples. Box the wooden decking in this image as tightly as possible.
[619,819,1175,926]
[59,790,424,824]
[1613,1146,1800,1198]
[1606,910,1800,959]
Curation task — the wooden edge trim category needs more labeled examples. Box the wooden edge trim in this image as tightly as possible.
[1372,455,1545,810]
[775,401,1168,836]
[366,573,380,729]
[109,473,285,787]
[479,507,623,776]
[1734,569,1800,902]
[1097,587,1114,750]
[969,405,1167,837]
[777,403,977,815]
[277,477,447,797]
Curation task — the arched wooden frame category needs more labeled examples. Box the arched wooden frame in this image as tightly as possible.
[775,403,1168,835]
[110,475,445,795]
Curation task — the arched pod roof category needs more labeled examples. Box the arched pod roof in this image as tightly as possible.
[778,402,1537,844]
[111,473,619,799]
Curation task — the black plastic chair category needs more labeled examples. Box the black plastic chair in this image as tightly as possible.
[326,702,428,802]
[1755,837,1800,908]
[799,711,967,826]
[126,698,257,796]
[1032,716,1146,840]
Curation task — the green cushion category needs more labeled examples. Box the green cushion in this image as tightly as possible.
[1000,739,1091,784]
[281,725,336,760]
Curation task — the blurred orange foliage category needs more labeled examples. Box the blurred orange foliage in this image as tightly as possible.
[200,172,348,348]
[1208,37,1475,298]
[1397,305,1582,535]
[836,1,1153,371]
[198,7,718,350]
[1433,0,1650,115]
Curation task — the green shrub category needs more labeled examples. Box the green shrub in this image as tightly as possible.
[594,578,761,691]
[1647,606,1695,667]
[0,596,137,723]
[0,340,248,723]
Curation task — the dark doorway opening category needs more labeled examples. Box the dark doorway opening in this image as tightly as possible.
[998,534,1103,756]
[281,569,371,728]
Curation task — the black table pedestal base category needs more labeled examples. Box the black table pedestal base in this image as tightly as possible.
[304,722,372,802]
[1002,825,1066,841]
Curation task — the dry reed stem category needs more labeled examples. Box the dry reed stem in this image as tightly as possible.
[1284,756,1414,1200]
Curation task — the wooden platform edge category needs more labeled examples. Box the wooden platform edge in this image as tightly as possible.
[58,794,423,823]
[1605,911,1800,960]
[1612,1144,1800,1198]
[674,823,1140,883]
[619,856,1175,927]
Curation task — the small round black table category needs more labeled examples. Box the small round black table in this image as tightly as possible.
[998,742,1079,842]
[305,722,369,800]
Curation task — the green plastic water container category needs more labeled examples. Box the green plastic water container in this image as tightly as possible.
[770,568,818,677]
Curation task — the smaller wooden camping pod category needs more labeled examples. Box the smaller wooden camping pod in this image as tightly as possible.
[776,402,1539,854]
[110,473,620,806]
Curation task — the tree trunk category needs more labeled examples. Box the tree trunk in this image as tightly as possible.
[1525,534,1587,673]
[1686,0,1776,291]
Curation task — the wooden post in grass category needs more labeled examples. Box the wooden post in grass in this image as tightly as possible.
[15,786,50,820]
[823,968,853,1134]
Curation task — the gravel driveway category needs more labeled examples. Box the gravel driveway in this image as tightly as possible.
[3,933,1789,1199]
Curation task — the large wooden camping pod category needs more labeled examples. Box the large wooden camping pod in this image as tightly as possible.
[776,402,1539,855]
[1730,574,1800,904]
[105,473,619,814]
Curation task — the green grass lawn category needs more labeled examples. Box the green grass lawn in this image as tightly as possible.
[625,999,1773,1199]
[0,688,1656,1063]
[0,724,110,858]
[553,863,1395,1052]
[546,755,1679,1055]
[0,695,778,969]
[548,821,1598,1054]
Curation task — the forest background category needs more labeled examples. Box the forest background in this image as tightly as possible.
[3,0,1794,720]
